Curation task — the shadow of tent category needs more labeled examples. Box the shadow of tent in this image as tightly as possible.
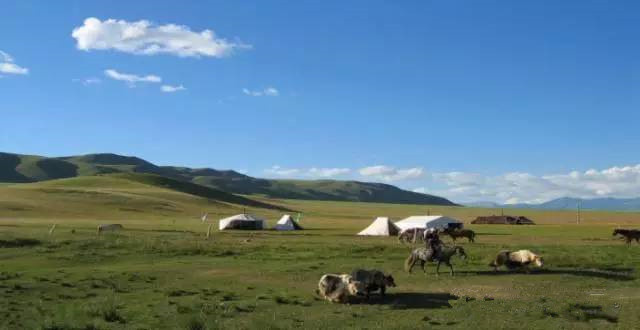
[455,268,634,281]
[349,292,458,309]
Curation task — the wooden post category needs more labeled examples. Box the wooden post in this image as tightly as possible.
[206,224,213,240]
[49,224,57,235]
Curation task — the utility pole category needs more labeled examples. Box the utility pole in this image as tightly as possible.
[576,201,581,224]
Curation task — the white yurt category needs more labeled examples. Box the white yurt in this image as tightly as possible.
[394,215,462,231]
[219,214,265,230]
[357,217,400,236]
[274,214,303,231]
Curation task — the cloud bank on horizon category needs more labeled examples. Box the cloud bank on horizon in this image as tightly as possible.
[263,164,640,204]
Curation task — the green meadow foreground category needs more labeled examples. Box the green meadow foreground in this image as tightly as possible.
[1,176,639,329]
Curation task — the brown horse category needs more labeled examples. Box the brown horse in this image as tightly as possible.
[443,228,475,243]
[613,229,640,244]
[398,228,426,244]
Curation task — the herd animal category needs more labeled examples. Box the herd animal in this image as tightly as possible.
[404,245,467,276]
[97,223,123,234]
[316,273,365,303]
[489,249,544,272]
[397,227,426,243]
[442,228,476,243]
[613,229,640,244]
[350,269,396,299]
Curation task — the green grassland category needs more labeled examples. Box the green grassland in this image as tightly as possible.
[1,176,639,329]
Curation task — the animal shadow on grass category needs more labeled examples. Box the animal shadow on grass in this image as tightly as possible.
[565,304,618,323]
[350,293,457,310]
[457,268,634,281]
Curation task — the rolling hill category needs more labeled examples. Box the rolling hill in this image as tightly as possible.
[0,152,456,206]
[0,174,288,221]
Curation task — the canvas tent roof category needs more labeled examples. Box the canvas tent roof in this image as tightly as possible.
[394,215,462,231]
[357,217,400,236]
[219,214,265,230]
[274,214,303,231]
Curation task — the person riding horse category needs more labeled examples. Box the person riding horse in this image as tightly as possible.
[422,228,444,261]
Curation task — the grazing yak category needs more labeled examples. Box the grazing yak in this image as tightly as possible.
[490,250,543,272]
[350,269,396,299]
[613,229,640,244]
[316,274,365,303]
[97,224,123,234]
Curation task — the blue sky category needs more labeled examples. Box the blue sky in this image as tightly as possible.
[1,1,639,203]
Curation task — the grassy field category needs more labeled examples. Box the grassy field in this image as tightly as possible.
[1,177,639,329]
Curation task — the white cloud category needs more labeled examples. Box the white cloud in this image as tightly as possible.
[72,17,250,58]
[308,167,351,178]
[243,87,279,97]
[358,165,424,182]
[0,50,28,75]
[264,166,351,178]
[428,164,640,204]
[161,84,186,93]
[73,77,101,86]
[104,69,161,86]
[264,166,300,177]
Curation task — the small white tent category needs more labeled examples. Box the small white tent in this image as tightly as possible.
[219,214,265,230]
[274,214,303,231]
[394,215,462,231]
[357,217,400,236]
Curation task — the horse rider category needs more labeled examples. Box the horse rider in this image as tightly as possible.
[423,228,444,261]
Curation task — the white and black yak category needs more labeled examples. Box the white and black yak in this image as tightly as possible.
[490,250,543,272]
[316,274,365,303]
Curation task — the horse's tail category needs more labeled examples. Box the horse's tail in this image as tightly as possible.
[404,252,416,272]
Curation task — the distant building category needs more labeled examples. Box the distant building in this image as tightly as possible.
[471,215,535,225]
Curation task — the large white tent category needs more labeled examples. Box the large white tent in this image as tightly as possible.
[219,214,265,230]
[274,214,303,231]
[394,215,462,231]
[357,217,400,236]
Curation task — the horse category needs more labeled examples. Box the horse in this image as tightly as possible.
[442,228,476,243]
[398,228,426,244]
[404,245,467,276]
[613,229,640,244]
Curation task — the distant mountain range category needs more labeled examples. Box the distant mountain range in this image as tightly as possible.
[0,152,456,206]
[467,197,640,211]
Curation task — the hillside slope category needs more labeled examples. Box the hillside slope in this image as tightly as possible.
[0,152,456,206]
[0,175,287,221]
